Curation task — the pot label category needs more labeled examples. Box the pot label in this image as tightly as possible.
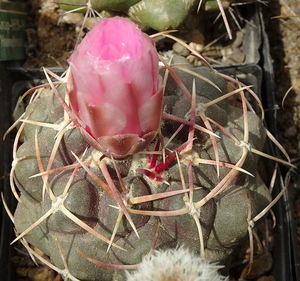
[0,1,27,61]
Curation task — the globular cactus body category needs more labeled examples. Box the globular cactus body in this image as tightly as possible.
[13,68,270,280]
[11,17,272,281]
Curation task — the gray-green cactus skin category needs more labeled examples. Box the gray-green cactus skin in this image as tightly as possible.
[203,0,232,11]
[13,65,271,281]
[56,0,234,31]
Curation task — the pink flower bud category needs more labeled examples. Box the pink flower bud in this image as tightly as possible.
[67,17,163,159]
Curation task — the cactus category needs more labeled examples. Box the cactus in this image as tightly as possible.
[125,246,227,281]
[56,0,236,31]
[5,16,289,281]
[56,0,198,30]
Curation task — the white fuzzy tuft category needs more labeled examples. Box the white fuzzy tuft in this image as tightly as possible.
[125,246,228,281]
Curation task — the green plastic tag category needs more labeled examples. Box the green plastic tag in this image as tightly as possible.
[0,1,27,61]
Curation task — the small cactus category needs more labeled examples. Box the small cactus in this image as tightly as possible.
[125,246,227,281]
[57,0,199,31]
[56,0,237,32]
[6,16,289,281]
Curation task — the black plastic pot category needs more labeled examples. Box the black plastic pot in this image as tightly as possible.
[259,4,300,280]
[0,1,27,280]
[0,62,17,281]
[281,159,300,281]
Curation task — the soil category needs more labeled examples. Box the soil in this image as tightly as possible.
[264,0,300,159]
[9,0,300,280]
[24,0,81,69]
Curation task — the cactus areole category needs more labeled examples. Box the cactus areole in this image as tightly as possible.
[67,17,163,159]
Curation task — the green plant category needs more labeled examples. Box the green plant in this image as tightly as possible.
[56,0,259,37]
